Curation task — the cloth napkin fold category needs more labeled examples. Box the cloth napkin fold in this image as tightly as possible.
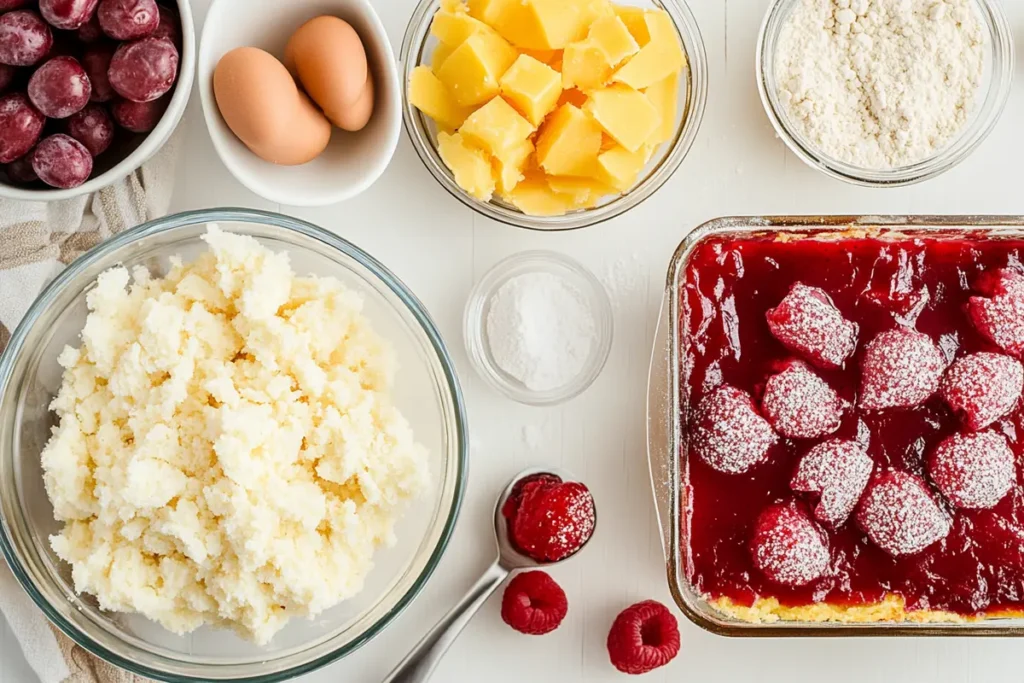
[0,132,180,683]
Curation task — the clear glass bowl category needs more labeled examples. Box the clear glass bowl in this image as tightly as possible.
[399,0,708,231]
[0,208,468,682]
[757,0,1014,187]
[464,251,613,405]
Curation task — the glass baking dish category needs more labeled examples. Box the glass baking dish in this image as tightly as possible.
[647,215,1024,637]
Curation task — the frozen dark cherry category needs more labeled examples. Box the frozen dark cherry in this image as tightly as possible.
[77,12,104,43]
[6,152,38,183]
[66,102,113,156]
[856,471,950,557]
[108,36,177,102]
[766,283,859,369]
[28,56,91,118]
[968,268,1024,358]
[81,43,114,102]
[0,92,44,163]
[692,384,778,474]
[750,500,830,586]
[606,601,680,675]
[859,327,945,410]
[110,94,165,131]
[0,11,54,67]
[929,431,1015,511]
[501,473,595,563]
[32,133,92,188]
[791,438,873,527]
[761,359,845,439]
[940,352,1023,431]
[151,4,180,45]
[500,571,568,635]
[39,0,101,30]
[97,0,158,40]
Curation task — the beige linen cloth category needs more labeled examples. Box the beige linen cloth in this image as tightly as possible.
[0,133,180,683]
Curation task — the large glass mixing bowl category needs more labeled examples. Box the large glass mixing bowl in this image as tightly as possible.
[0,208,468,681]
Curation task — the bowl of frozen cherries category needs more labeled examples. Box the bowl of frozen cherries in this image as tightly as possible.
[0,0,193,199]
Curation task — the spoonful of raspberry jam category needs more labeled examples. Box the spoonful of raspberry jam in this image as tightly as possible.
[384,468,596,683]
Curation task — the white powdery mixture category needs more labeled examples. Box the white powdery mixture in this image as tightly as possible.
[774,0,985,169]
[485,272,595,392]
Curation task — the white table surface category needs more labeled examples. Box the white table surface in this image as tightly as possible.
[5,0,1024,681]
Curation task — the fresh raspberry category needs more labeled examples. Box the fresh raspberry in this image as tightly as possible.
[791,438,873,527]
[692,384,778,474]
[761,359,845,439]
[500,571,568,635]
[859,328,945,410]
[502,474,595,563]
[929,431,1015,510]
[606,600,680,675]
[766,283,859,369]
[750,500,830,586]
[856,471,951,556]
[940,352,1023,431]
[968,268,1024,358]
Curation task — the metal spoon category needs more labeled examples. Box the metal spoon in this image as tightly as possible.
[382,467,596,683]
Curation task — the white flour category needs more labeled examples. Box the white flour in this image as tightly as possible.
[774,0,985,170]
[486,271,595,392]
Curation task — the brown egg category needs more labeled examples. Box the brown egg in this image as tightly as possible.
[285,16,372,128]
[213,46,331,166]
[333,72,374,132]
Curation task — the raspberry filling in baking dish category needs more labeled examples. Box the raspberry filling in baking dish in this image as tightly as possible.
[682,234,1024,616]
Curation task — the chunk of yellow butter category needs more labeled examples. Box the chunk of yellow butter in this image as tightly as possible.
[409,66,473,130]
[438,132,496,200]
[432,41,457,73]
[579,0,614,26]
[437,31,518,107]
[431,11,495,46]
[467,0,506,27]
[506,174,579,216]
[588,15,639,68]
[491,0,588,50]
[614,6,651,46]
[561,39,612,92]
[534,103,603,176]
[459,96,534,157]
[586,143,647,191]
[612,10,684,90]
[546,175,614,207]
[499,54,562,126]
[584,85,660,152]
[643,72,679,145]
[493,138,534,194]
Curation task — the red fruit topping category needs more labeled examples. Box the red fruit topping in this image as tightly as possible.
[66,102,113,156]
[97,0,158,40]
[968,268,1024,358]
[32,133,92,188]
[82,44,114,102]
[0,11,54,67]
[859,328,945,410]
[6,152,38,183]
[502,473,595,563]
[606,601,680,675]
[856,470,950,556]
[500,571,568,635]
[39,0,100,30]
[151,4,180,46]
[0,64,16,93]
[940,352,1023,431]
[0,92,44,163]
[761,359,845,439]
[77,12,104,43]
[692,384,778,474]
[750,500,830,586]
[107,36,177,103]
[791,438,874,527]
[28,56,91,118]
[929,431,1015,510]
[766,283,859,369]
[110,94,165,132]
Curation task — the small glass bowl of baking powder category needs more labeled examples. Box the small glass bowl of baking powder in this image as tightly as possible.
[464,251,614,406]
[757,0,1013,187]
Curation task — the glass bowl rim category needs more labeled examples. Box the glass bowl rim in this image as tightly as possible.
[0,207,469,682]
[755,0,1015,188]
[399,0,709,232]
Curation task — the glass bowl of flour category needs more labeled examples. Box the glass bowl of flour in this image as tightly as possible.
[464,251,614,406]
[757,0,1013,187]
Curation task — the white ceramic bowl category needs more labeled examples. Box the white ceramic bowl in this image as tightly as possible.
[0,1,196,202]
[198,0,401,207]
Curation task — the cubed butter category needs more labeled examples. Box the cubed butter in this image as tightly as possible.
[588,15,639,68]
[643,72,678,145]
[467,0,505,26]
[584,85,660,152]
[438,132,495,200]
[493,138,534,194]
[579,0,614,26]
[506,174,579,216]
[432,41,457,73]
[491,0,588,50]
[459,96,533,157]
[546,175,614,208]
[499,54,562,126]
[535,103,603,176]
[586,143,647,191]
[437,31,518,107]
[614,6,651,46]
[409,66,473,130]
[562,39,612,92]
[612,10,684,90]
[431,11,495,46]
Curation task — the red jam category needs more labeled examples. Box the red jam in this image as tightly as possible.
[683,234,1024,615]
[503,473,595,563]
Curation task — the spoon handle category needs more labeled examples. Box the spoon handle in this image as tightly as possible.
[382,561,509,683]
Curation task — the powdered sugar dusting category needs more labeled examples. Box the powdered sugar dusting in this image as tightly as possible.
[929,431,1015,510]
[761,359,845,439]
[692,385,779,474]
[766,283,858,369]
[856,471,951,556]
[859,328,945,409]
[750,501,830,586]
[968,269,1024,358]
[792,439,873,527]
[940,352,1024,431]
